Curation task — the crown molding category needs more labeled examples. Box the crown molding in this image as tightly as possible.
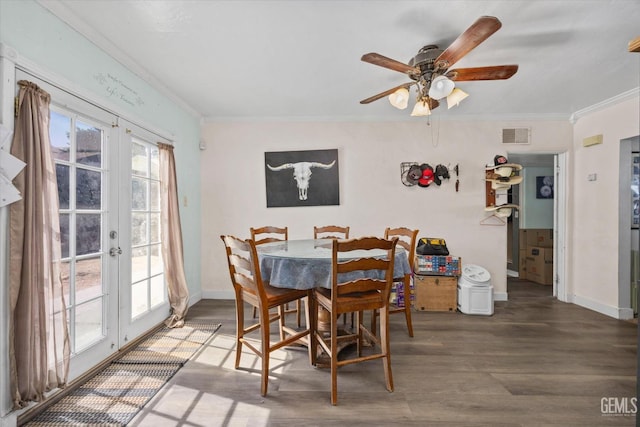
[201,112,571,124]
[37,0,201,120]
[569,87,640,124]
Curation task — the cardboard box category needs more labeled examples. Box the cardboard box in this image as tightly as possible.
[414,275,457,312]
[414,255,461,276]
[525,245,553,285]
[520,229,553,249]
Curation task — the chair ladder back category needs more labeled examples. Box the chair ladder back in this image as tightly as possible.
[332,237,397,297]
[384,227,419,270]
[250,226,288,245]
[222,235,266,299]
[314,225,350,240]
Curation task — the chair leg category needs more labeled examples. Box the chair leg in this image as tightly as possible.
[404,300,414,338]
[235,300,245,369]
[330,309,339,406]
[278,304,286,341]
[379,307,394,392]
[403,275,414,337]
[308,296,319,366]
[356,311,363,357]
[260,306,271,397]
[296,299,302,327]
[370,309,378,337]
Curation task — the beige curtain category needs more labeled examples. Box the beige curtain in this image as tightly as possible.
[9,81,70,408]
[158,143,189,328]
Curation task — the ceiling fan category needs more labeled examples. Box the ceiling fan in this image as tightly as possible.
[360,16,518,115]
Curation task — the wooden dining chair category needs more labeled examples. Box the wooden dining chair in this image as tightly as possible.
[371,227,419,337]
[220,235,311,397]
[250,225,288,245]
[249,226,302,327]
[309,236,398,405]
[313,225,350,240]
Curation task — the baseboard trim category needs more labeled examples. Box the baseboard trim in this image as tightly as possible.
[569,294,634,320]
[201,290,235,300]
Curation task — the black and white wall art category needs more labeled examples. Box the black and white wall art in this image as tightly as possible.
[536,176,554,199]
[264,149,339,207]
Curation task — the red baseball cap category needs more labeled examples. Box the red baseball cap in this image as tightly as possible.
[418,167,435,187]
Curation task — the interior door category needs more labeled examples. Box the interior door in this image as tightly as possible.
[553,153,567,301]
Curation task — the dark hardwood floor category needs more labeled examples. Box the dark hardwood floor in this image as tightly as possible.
[130,278,637,426]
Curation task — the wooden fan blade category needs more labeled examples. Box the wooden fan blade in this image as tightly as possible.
[434,16,502,71]
[361,53,420,76]
[446,65,518,81]
[360,82,416,104]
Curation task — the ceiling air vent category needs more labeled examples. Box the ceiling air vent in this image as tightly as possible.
[502,128,530,145]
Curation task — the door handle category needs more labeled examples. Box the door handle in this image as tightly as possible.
[109,247,122,257]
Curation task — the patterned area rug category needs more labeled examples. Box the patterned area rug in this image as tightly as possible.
[25,321,221,426]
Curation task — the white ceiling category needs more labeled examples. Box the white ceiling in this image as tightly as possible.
[41,0,640,122]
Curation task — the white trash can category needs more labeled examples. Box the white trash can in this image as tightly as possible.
[457,264,493,315]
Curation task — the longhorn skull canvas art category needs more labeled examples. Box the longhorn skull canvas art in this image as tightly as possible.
[264,149,339,207]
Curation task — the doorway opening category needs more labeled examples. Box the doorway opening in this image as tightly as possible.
[506,153,564,299]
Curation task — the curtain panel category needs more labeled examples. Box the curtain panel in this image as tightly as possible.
[158,143,189,328]
[9,80,70,407]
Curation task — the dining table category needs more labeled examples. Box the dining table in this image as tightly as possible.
[256,238,412,290]
[256,238,412,365]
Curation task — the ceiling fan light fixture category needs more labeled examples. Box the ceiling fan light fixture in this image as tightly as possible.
[428,75,455,100]
[447,88,469,109]
[388,87,410,109]
[410,98,431,116]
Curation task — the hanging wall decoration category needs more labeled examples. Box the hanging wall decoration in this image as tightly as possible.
[401,162,452,188]
[536,176,554,199]
[265,148,339,207]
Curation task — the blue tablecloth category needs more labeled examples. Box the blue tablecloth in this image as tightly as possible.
[256,239,412,290]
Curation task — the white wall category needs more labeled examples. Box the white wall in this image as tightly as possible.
[201,119,573,301]
[570,97,640,317]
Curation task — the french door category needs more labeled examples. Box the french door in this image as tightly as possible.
[117,121,170,345]
[17,70,170,381]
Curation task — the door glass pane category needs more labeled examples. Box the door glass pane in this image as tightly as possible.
[131,246,148,283]
[76,121,102,167]
[75,299,103,351]
[150,275,164,308]
[50,110,71,162]
[60,260,71,306]
[131,213,147,246]
[150,213,160,243]
[76,213,101,256]
[131,177,147,210]
[76,257,102,303]
[60,213,70,258]
[150,181,160,210]
[132,142,148,176]
[131,280,149,318]
[76,168,101,209]
[150,244,162,276]
[149,145,159,179]
[56,164,70,209]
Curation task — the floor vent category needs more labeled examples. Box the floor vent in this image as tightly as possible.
[502,128,531,145]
